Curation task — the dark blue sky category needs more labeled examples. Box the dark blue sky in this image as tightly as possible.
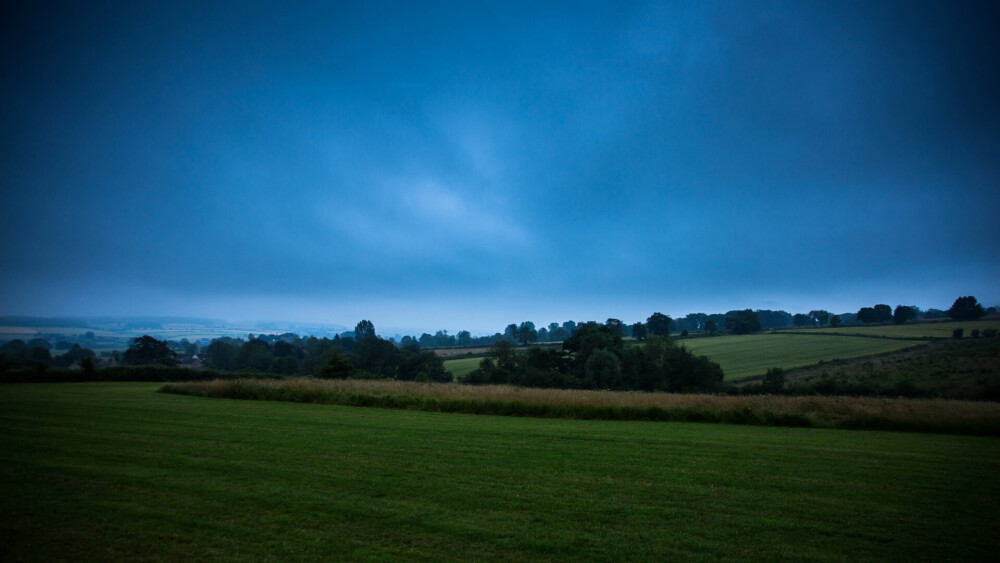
[3,1,998,334]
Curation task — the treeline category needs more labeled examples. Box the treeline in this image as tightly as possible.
[202,323,449,382]
[461,322,723,392]
[0,340,98,372]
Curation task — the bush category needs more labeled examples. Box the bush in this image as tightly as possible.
[762,367,785,393]
[953,328,964,339]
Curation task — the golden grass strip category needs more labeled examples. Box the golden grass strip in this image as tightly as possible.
[161,378,1000,436]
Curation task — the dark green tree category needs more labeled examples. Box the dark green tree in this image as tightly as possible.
[948,296,985,321]
[762,367,785,393]
[123,335,177,366]
[504,324,519,343]
[704,319,718,335]
[585,348,623,389]
[893,305,916,325]
[830,315,842,327]
[857,307,878,324]
[724,310,760,334]
[631,322,647,340]
[646,312,673,336]
[809,310,831,326]
[792,313,812,327]
[516,322,538,346]
[319,350,354,379]
[605,318,624,337]
[354,320,376,341]
[237,338,272,372]
[205,338,240,370]
[873,304,893,324]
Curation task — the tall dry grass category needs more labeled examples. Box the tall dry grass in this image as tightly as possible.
[160,378,1000,435]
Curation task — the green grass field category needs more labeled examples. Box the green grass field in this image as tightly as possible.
[784,319,1000,339]
[3,383,999,560]
[442,356,480,379]
[678,333,920,380]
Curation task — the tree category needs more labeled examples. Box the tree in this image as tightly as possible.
[516,322,538,346]
[809,310,831,326]
[205,338,240,370]
[123,335,177,366]
[893,305,916,325]
[584,348,622,389]
[792,313,812,327]
[646,312,673,336]
[830,315,842,327]
[319,350,354,379]
[605,318,624,337]
[704,319,718,335]
[724,310,760,334]
[504,324,519,343]
[457,330,472,347]
[873,304,893,324]
[489,340,519,373]
[237,338,272,372]
[857,307,877,324]
[762,367,785,393]
[631,322,647,340]
[354,320,376,341]
[948,296,985,321]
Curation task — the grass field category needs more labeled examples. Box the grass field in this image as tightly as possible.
[3,383,1000,560]
[678,333,921,380]
[442,356,481,379]
[783,319,1000,339]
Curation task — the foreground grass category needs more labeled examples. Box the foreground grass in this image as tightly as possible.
[161,378,1000,436]
[3,383,999,561]
[679,333,921,379]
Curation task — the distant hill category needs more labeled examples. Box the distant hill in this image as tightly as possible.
[0,316,93,328]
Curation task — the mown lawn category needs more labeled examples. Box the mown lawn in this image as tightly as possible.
[679,333,920,380]
[2,383,999,560]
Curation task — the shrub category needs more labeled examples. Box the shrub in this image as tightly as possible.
[762,367,785,393]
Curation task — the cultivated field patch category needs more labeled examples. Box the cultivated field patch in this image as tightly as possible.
[678,333,920,379]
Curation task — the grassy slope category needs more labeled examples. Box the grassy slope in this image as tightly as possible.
[783,319,1000,339]
[443,356,480,379]
[679,334,920,380]
[3,383,999,561]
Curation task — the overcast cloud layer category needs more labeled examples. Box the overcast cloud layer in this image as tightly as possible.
[2,1,998,334]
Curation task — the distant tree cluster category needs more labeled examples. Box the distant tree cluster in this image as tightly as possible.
[0,339,97,373]
[186,321,448,381]
[460,322,723,392]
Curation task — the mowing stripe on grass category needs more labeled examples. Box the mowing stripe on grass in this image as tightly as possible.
[2,383,999,561]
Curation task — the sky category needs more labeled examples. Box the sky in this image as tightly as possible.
[2,1,999,335]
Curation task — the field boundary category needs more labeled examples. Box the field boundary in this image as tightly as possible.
[160,378,1000,436]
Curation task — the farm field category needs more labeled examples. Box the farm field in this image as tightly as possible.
[3,383,999,561]
[783,319,1000,339]
[442,356,481,379]
[676,333,921,380]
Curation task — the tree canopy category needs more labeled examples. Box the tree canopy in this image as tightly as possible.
[724,310,760,334]
[948,296,985,321]
[646,313,673,336]
[123,335,177,366]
